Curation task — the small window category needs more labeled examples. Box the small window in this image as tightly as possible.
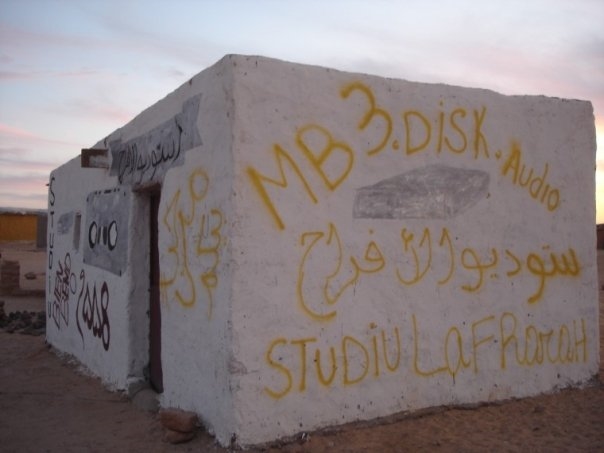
[73,212,82,250]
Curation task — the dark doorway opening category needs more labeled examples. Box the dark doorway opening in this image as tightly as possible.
[149,190,163,392]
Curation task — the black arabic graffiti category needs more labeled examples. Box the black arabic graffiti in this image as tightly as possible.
[51,252,76,330]
[76,270,111,351]
[116,126,183,184]
[109,94,202,185]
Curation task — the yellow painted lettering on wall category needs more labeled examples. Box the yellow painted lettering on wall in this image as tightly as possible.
[499,312,587,369]
[297,225,341,322]
[500,141,560,212]
[412,314,448,377]
[382,327,402,372]
[472,106,489,158]
[525,247,580,304]
[297,223,385,322]
[402,105,490,158]
[296,124,354,191]
[160,168,224,318]
[263,326,403,399]
[291,337,317,392]
[342,335,370,385]
[296,224,582,321]
[444,108,468,154]
[246,144,318,231]
[471,315,495,373]
[246,81,502,230]
[396,228,432,285]
[460,248,498,293]
[264,337,293,399]
[504,250,522,277]
[444,326,472,377]
[196,208,224,317]
[314,346,338,386]
[403,111,431,155]
[412,314,472,379]
[340,81,393,156]
[437,227,455,285]
[264,313,589,400]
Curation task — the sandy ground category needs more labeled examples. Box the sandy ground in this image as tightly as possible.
[0,242,603,452]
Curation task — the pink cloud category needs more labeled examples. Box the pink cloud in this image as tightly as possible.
[0,23,102,51]
[0,68,101,80]
[0,172,50,210]
[54,99,135,125]
[0,123,40,140]
[0,154,61,173]
[0,123,82,147]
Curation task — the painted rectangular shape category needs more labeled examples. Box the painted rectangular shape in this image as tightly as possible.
[108,94,202,185]
[83,188,129,276]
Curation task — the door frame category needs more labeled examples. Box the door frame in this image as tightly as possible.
[148,187,163,392]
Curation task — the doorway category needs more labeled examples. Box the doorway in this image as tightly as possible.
[149,191,163,392]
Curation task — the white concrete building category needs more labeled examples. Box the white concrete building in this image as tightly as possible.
[46,55,599,447]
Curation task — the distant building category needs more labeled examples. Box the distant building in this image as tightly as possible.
[0,208,47,246]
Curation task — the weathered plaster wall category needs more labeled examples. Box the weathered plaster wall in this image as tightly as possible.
[47,158,132,386]
[228,56,598,445]
[151,62,236,439]
[47,55,598,448]
[47,56,237,443]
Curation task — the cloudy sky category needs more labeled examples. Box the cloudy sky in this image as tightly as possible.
[1,0,603,219]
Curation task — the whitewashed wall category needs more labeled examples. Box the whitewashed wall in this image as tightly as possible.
[47,55,598,448]
[154,62,236,437]
[229,56,598,445]
[47,158,134,387]
[46,58,237,438]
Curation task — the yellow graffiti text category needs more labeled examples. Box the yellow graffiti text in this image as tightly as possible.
[264,312,588,399]
[264,324,401,399]
[160,168,224,318]
[340,81,392,156]
[500,141,560,212]
[246,144,318,231]
[500,312,587,368]
[247,81,496,231]
[391,225,580,304]
[296,224,581,320]
[402,105,489,159]
[297,223,385,321]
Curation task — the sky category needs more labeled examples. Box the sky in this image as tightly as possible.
[1,0,603,219]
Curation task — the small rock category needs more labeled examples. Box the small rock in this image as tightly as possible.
[163,428,196,444]
[24,272,37,280]
[132,388,159,413]
[159,408,198,433]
